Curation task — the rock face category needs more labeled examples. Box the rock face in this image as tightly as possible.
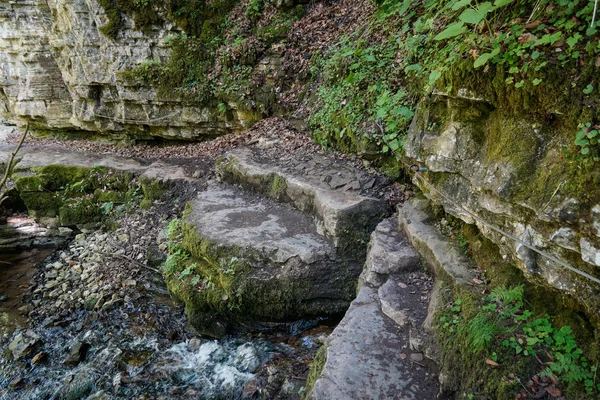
[0,0,239,138]
[307,216,439,399]
[405,91,600,317]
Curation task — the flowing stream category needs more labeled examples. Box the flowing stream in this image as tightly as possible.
[0,225,330,400]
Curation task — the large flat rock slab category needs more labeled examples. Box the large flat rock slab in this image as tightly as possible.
[215,147,389,259]
[186,184,337,266]
[308,285,439,400]
[0,145,189,181]
[170,183,361,337]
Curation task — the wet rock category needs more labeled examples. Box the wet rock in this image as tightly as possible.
[188,338,202,351]
[242,378,259,399]
[101,298,123,311]
[87,391,109,400]
[410,352,424,362]
[0,295,7,302]
[10,377,25,389]
[62,370,96,400]
[64,342,91,366]
[9,330,42,360]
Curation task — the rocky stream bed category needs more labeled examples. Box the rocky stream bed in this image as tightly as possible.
[0,189,332,400]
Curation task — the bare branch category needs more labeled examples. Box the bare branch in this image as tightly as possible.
[0,122,29,205]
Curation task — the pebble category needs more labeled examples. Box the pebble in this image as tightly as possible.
[31,351,48,364]
[10,377,25,389]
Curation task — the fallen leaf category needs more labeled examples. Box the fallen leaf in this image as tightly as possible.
[518,33,536,44]
[485,359,499,367]
[472,278,484,285]
[398,282,407,289]
[400,353,407,359]
[523,20,542,30]
[545,386,562,397]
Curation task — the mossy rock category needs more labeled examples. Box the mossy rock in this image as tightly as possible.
[59,202,103,227]
[19,192,62,218]
[163,186,361,337]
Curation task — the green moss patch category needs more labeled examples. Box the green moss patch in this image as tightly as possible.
[302,345,327,399]
[12,165,155,227]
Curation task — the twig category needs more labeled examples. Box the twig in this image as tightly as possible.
[98,250,161,274]
[410,359,426,367]
[540,180,565,217]
[593,0,599,28]
[0,122,29,204]
[527,0,542,24]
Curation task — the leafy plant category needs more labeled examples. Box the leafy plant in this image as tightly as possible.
[574,122,600,159]
[245,0,263,20]
[438,285,600,396]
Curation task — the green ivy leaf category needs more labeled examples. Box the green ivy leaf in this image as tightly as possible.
[515,80,525,88]
[428,70,442,85]
[404,63,422,72]
[451,0,472,11]
[586,26,598,37]
[566,33,582,49]
[583,84,594,94]
[587,130,598,139]
[492,0,514,8]
[581,147,590,155]
[459,2,493,25]
[533,78,542,86]
[435,22,466,40]
[474,52,494,68]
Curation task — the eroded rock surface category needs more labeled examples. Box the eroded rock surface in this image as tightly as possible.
[0,0,238,138]
[308,216,439,400]
[216,146,388,258]
[405,91,600,316]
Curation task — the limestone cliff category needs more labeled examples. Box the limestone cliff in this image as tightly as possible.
[405,88,600,318]
[0,0,248,139]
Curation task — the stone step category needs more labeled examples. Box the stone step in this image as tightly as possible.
[307,216,440,399]
[397,197,477,286]
[169,183,362,337]
[215,146,388,260]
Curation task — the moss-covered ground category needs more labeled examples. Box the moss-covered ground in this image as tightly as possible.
[431,215,600,399]
[10,165,161,227]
